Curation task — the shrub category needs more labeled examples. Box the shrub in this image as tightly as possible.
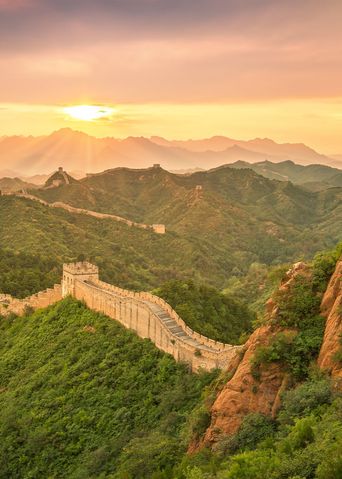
[251,315,325,381]
[312,242,342,293]
[278,377,333,425]
[188,406,212,439]
[215,414,276,455]
[153,280,255,344]
[273,275,321,329]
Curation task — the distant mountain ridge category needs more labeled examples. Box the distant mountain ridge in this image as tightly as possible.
[0,128,340,176]
[29,165,341,271]
[0,177,38,193]
[0,163,341,290]
[226,159,342,190]
[150,135,330,162]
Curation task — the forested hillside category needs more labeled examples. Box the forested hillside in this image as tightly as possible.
[0,165,340,297]
[229,159,342,189]
[32,166,342,263]
[0,248,60,298]
[0,298,217,478]
[0,245,341,478]
[0,195,242,293]
[33,166,342,230]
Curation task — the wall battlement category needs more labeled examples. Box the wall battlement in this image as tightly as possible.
[0,262,242,372]
[62,262,99,297]
[63,262,99,275]
[4,192,166,234]
[61,262,243,371]
[0,284,62,316]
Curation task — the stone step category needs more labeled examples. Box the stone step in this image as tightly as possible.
[89,286,219,354]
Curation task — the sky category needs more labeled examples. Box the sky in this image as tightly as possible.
[0,0,341,153]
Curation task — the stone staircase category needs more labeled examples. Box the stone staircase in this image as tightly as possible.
[87,279,223,354]
[135,298,218,353]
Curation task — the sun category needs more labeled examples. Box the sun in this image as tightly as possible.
[64,104,115,121]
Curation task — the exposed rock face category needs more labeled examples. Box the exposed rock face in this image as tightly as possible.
[202,324,287,446]
[318,260,342,385]
[201,263,309,446]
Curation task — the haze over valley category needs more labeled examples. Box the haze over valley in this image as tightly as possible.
[1,128,341,178]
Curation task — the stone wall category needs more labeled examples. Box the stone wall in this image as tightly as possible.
[0,260,242,372]
[0,284,62,316]
[7,192,166,234]
[63,262,242,371]
[94,279,236,353]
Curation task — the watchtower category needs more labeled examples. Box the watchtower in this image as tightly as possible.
[62,262,99,297]
[152,224,166,234]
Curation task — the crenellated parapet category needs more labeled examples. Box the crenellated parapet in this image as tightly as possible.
[63,262,99,276]
[0,285,62,316]
[1,262,242,372]
[62,262,243,371]
[62,262,99,297]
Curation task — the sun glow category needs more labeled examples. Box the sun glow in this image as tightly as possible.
[64,104,115,121]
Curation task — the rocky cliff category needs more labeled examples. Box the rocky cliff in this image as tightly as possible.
[201,324,288,447]
[318,259,342,385]
[201,263,310,447]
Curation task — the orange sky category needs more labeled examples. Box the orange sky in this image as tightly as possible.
[0,0,341,153]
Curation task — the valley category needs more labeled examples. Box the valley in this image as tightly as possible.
[0,161,341,299]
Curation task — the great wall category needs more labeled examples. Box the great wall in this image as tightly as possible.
[0,262,242,371]
[0,191,166,234]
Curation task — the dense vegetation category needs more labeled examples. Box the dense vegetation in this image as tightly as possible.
[181,376,342,479]
[0,248,60,298]
[0,298,217,478]
[1,298,341,478]
[32,166,341,271]
[0,195,237,293]
[251,243,342,382]
[0,242,340,478]
[0,178,341,300]
[223,262,289,316]
[153,280,254,344]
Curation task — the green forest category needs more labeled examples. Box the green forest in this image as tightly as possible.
[0,298,217,479]
[0,193,340,299]
[0,172,341,478]
[0,244,341,478]
[153,280,254,343]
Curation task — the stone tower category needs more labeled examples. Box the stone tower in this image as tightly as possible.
[62,262,99,297]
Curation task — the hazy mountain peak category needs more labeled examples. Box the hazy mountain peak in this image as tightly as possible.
[0,128,339,176]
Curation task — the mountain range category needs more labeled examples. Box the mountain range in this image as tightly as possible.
[15,165,339,284]
[1,128,341,177]
[228,160,342,190]
[1,158,341,194]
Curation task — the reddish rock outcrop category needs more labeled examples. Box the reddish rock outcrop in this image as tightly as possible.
[200,263,309,447]
[318,259,342,385]
[201,324,287,446]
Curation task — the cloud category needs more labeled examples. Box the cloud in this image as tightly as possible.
[0,0,36,10]
[0,0,341,104]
